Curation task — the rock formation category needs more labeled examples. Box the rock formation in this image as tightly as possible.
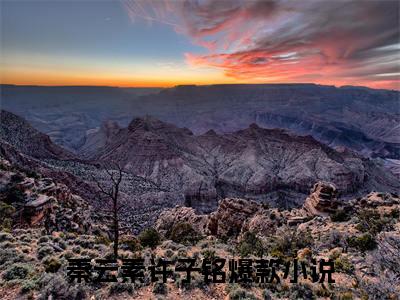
[303,182,340,216]
[81,116,399,214]
[155,206,208,237]
[207,198,260,238]
[0,110,74,160]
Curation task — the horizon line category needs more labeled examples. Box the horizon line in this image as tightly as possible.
[1,82,398,92]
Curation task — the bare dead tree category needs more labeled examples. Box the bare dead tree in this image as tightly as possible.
[91,162,123,259]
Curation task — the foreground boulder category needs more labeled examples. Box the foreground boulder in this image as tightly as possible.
[155,206,208,236]
[303,181,339,217]
[207,198,260,238]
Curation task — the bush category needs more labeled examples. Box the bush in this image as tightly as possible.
[167,222,201,245]
[0,232,14,242]
[176,271,206,291]
[0,248,25,267]
[74,235,95,248]
[20,279,39,294]
[356,209,391,235]
[331,209,351,222]
[61,250,74,260]
[164,249,174,258]
[0,218,13,231]
[23,169,40,179]
[0,202,15,231]
[38,273,86,300]
[228,286,258,300]
[71,245,82,254]
[161,240,182,250]
[0,241,15,249]
[337,291,354,300]
[43,256,62,273]
[19,234,32,243]
[38,236,50,244]
[388,208,399,219]
[139,228,161,249]
[109,282,134,295]
[37,245,55,260]
[4,186,25,204]
[270,228,313,258]
[152,282,167,295]
[80,249,98,259]
[288,284,315,299]
[201,249,216,261]
[3,263,32,281]
[347,233,377,252]
[10,173,24,183]
[237,231,265,257]
[120,236,141,252]
[334,256,354,274]
[94,235,111,245]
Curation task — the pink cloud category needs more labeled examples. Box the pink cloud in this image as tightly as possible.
[123,0,400,89]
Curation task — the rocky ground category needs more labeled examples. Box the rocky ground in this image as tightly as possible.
[1,163,399,300]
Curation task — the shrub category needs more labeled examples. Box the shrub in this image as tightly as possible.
[334,256,355,274]
[270,228,313,258]
[0,241,15,249]
[0,248,25,267]
[38,273,86,300]
[161,240,182,250]
[20,279,39,294]
[262,289,272,300]
[152,282,167,294]
[177,248,188,258]
[288,284,315,299]
[388,208,399,219]
[327,230,347,249]
[71,245,82,254]
[120,236,141,252]
[331,209,351,222]
[337,291,354,300]
[23,169,40,179]
[347,233,377,252]
[4,186,25,203]
[38,236,50,244]
[201,249,216,261]
[0,232,14,242]
[356,209,391,235]
[43,256,62,273]
[164,249,174,258]
[228,286,258,300]
[237,231,265,257]
[0,218,13,231]
[10,173,24,183]
[80,249,98,259]
[94,235,111,245]
[167,222,201,245]
[3,263,32,281]
[0,202,15,231]
[109,282,134,295]
[74,235,95,248]
[19,234,32,243]
[176,271,206,291]
[139,228,161,249]
[61,250,74,260]
[37,245,55,260]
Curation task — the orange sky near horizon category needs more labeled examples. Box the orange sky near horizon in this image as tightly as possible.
[1,1,399,90]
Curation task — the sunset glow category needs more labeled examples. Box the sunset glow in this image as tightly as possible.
[1,0,399,89]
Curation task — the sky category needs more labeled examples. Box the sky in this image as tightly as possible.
[1,0,399,89]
